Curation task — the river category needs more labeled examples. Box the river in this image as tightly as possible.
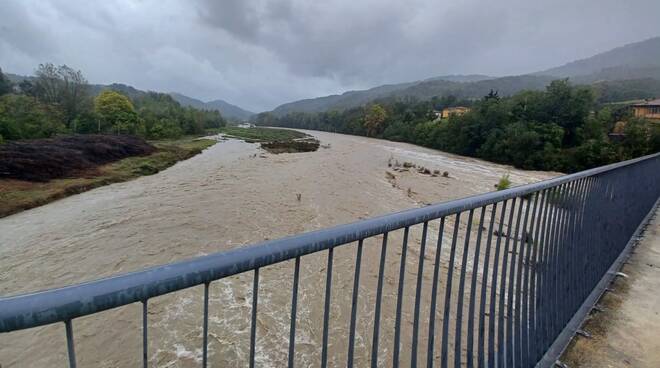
[0,131,556,367]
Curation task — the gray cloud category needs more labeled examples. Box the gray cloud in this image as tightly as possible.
[1,0,660,112]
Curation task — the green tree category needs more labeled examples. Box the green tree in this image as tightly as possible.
[0,68,12,96]
[94,90,141,134]
[34,63,91,131]
[363,104,387,137]
[0,94,65,140]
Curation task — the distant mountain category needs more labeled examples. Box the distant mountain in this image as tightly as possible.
[270,74,545,116]
[169,93,253,121]
[268,36,660,116]
[423,74,494,83]
[538,37,660,78]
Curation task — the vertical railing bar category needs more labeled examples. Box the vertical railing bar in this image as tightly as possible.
[321,247,334,368]
[64,319,77,368]
[557,181,577,332]
[496,197,517,367]
[411,222,429,367]
[505,198,525,367]
[533,189,551,362]
[478,203,498,368]
[541,186,560,351]
[518,191,539,367]
[371,233,389,368]
[577,178,593,304]
[347,239,364,368]
[512,194,533,367]
[142,300,148,368]
[249,268,260,368]
[426,218,446,368]
[487,200,509,368]
[393,226,410,368]
[575,178,590,308]
[454,209,474,368]
[467,206,487,368]
[202,282,210,368]
[559,181,577,326]
[544,185,561,347]
[521,190,541,368]
[288,256,301,368]
[566,180,583,319]
[581,177,598,306]
[549,183,569,340]
[441,213,462,368]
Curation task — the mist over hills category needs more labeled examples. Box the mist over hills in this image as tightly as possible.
[267,36,660,116]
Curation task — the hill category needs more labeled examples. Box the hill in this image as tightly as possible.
[538,36,660,78]
[268,36,660,116]
[271,75,551,116]
[5,73,253,121]
[169,93,254,121]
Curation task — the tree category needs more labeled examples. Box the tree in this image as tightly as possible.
[0,68,12,96]
[0,94,65,140]
[33,63,91,130]
[363,104,387,137]
[94,90,141,134]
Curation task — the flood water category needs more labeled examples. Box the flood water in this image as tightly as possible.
[0,131,556,367]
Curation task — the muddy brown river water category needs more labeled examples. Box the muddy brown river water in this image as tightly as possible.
[0,131,556,367]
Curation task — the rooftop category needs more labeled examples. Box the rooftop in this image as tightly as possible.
[632,98,660,106]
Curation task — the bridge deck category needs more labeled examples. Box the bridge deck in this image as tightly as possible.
[561,206,660,367]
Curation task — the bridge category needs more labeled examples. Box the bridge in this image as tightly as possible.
[1,153,659,367]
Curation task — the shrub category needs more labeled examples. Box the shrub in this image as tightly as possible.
[496,173,511,191]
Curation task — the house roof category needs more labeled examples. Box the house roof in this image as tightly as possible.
[632,98,660,107]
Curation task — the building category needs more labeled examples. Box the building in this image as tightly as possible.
[631,99,660,122]
[441,106,470,119]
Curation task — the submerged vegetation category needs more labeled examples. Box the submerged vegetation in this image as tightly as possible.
[213,126,320,153]
[255,80,660,173]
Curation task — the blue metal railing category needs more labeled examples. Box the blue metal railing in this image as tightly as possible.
[1,153,659,367]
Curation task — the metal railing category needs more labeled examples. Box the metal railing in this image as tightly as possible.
[1,153,659,367]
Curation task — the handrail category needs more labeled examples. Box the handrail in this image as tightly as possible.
[1,152,659,333]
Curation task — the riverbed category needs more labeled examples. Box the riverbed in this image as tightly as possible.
[0,131,556,367]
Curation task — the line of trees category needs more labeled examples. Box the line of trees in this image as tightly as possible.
[0,64,226,142]
[255,80,660,172]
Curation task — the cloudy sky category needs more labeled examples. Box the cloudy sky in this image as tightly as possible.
[1,0,660,112]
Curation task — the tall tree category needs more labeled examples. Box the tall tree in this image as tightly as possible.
[363,104,387,137]
[0,68,12,96]
[94,90,141,134]
[33,63,90,131]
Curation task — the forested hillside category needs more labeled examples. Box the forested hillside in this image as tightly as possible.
[268,37,660,117]
[0,64,226,142]
[256,80,660,173]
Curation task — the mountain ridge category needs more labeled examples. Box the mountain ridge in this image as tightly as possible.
[266,36,660,116]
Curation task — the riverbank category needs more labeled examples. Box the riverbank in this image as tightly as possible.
[0,136,217,218]
[0,127,320,219]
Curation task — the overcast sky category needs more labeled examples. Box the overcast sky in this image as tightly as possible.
[1,0,660,112]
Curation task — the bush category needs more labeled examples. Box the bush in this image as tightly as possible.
[496,173,511,191]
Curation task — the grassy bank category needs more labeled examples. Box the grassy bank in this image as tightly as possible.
[0,137,216,218]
